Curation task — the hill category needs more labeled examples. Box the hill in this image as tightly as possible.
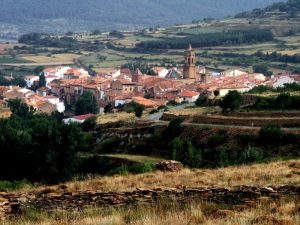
[236,0,300,19]
[0,0,283,39]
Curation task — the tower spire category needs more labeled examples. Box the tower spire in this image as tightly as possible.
[183,44,196,79]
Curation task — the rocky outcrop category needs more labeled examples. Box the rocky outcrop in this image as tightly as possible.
[155,160,184,172]
[0,185,299,220]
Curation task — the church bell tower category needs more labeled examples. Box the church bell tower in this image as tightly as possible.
[183,44,196,79]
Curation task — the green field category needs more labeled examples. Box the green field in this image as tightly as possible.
[1,11,300,74]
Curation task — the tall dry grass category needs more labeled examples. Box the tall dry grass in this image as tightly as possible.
[2,197,299,225]
[17,159,299,194]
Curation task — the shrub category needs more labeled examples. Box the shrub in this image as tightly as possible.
[149,109,159,114]
[98,136,122,153]
[241,147,264,163]
[107,164,129,176]
[219,90,242,112]
[259,125,283,145]
[195,95,208,106]
[0,180,32,191]
[131,162,155,174]
[170,138,202,168]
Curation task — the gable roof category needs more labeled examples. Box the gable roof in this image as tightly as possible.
[178,90,199,97]
[73,114,95,121]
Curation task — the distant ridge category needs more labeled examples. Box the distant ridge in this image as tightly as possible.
[0,0,284,38]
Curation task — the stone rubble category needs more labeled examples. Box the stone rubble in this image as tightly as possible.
[0,185,299,220]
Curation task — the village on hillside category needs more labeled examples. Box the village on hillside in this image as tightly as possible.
[1,44,299,120]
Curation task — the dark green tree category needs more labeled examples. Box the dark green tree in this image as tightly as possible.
[253,63,273,76]
[275,93,292,110]
[170,138,202,168]
[75,91,99,115]
[33,66,45,75]
[8,99,35,118]
[104,103,113,113]
[39,73,46,87]
[219,90,242,112]
[195,95,208,106]
[134,104,145,118]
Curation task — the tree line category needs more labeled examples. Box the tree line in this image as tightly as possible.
[18,33,104,51]
[137,29,274,49]
[0,99,92,184]
[235,0,300,18]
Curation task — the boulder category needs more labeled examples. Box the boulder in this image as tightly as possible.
[155,160,183,172]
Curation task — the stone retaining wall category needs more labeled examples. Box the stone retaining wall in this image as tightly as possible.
[0,185,299,220]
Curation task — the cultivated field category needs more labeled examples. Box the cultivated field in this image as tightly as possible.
[19,53,81,65]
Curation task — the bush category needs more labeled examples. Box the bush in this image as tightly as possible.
[107,164,129,176]
[149,109,159,114]
[167,100,179,106]
[259,125,283,145]
[130,162,155,174]
[170,138,202,168]
[0,180,32,191]
[195,95,208,106]
[241,147,264,163]
[97,136,122,153]
[219,90,242,112]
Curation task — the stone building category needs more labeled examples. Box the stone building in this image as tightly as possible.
[183,44,196,79]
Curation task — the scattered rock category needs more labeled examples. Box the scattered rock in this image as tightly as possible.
[155,160,183,172]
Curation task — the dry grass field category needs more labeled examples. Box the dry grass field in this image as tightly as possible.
[0,43,22,54]
[20,53,81,64]
[3,197,299,225]
[96,112,137,124]
[14,159,300,194]
[3,159,300,225]
[172,107,220,116]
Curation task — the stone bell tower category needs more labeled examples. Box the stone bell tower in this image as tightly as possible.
[183,44,196,79]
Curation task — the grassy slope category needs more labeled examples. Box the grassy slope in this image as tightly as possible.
[14,159,300,194]
[4,197,299,225]
[4,159,300,225]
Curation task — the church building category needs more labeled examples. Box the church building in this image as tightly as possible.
[183,44,196,79]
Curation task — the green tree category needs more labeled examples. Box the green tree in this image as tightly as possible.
[195,95,208,106]
[75,91,99,115]
[134,104,145,118]
[104,103,113,113]
[11,77,26,87]
[39,73,46,87]
[213,90,220,97]
[170,138,202,168]
[259,125,283,145]
[253,63,273,76]
[8,99,35,118]
[275,93,292,110]
[162,118,184,141]
[33,66,45,75]
[219,90,242,112]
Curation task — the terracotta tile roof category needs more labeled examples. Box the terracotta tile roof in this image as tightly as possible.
[178,90,199,97]
[73,114,95,121]
[117,79,136,85]
[120,68,132,75]
[132,96,158,108]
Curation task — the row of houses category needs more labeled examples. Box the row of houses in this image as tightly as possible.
[2,64,300,118]
[0,86,65,115]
